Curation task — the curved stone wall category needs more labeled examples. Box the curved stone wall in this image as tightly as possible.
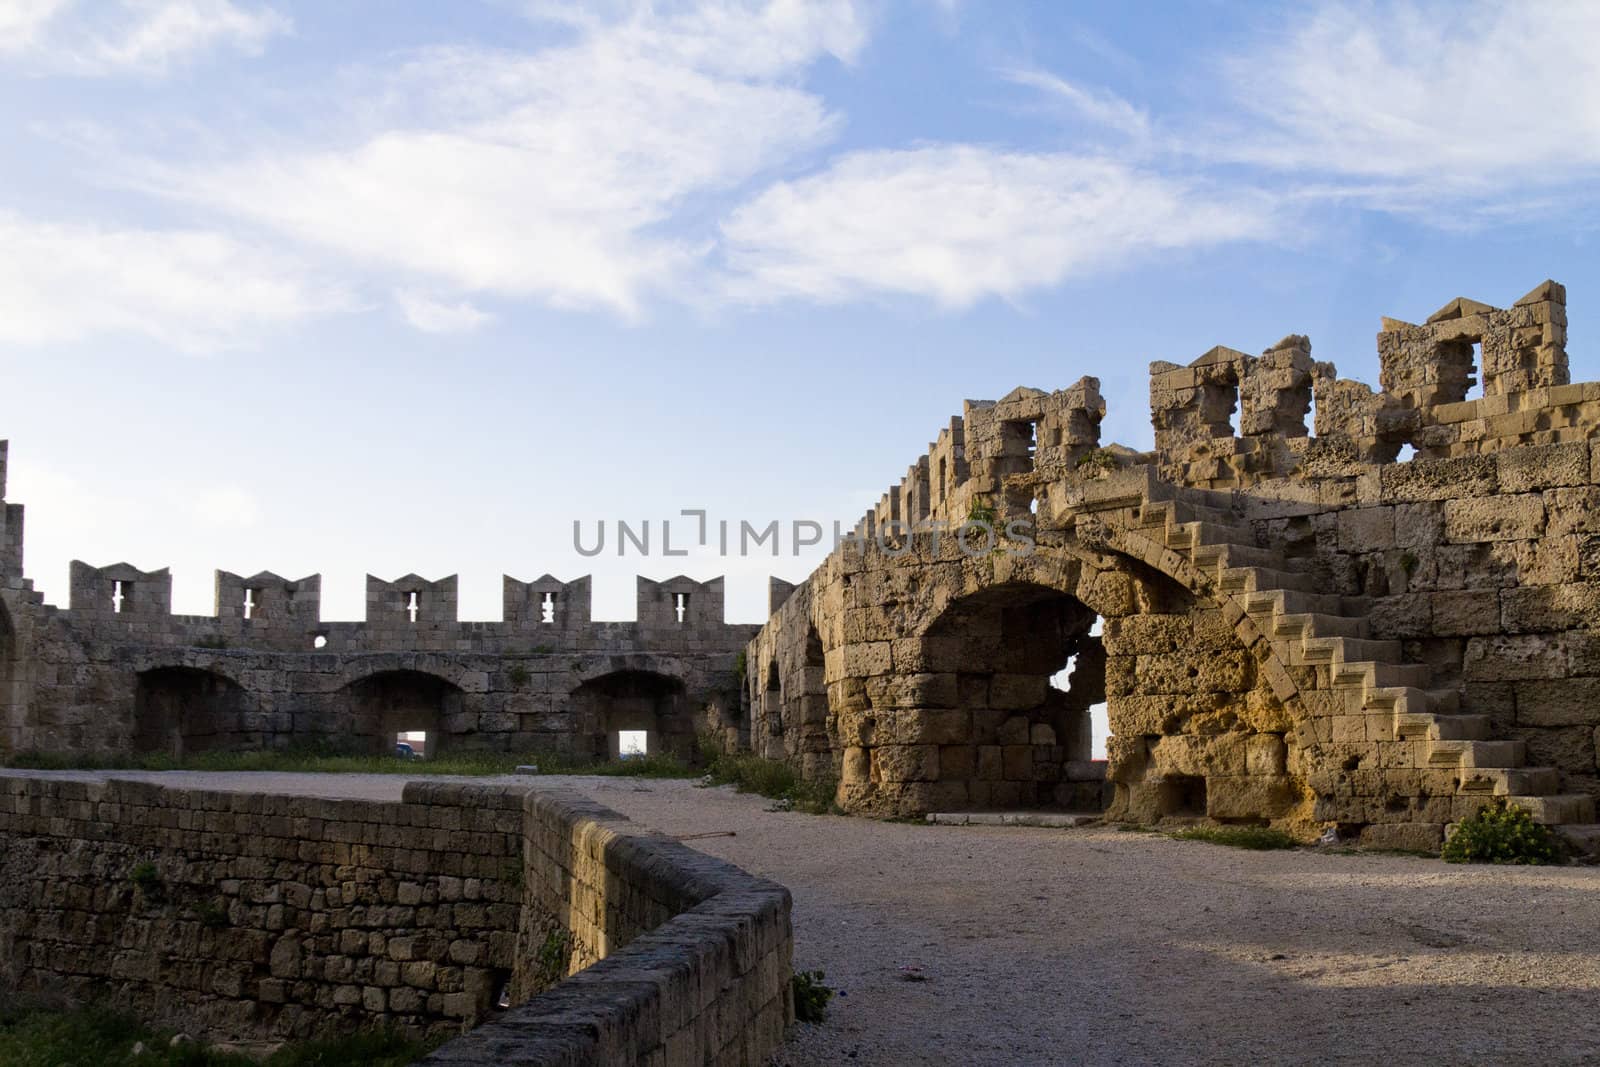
[0,774,793,1066]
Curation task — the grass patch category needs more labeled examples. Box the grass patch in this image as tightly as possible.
[1169,825,1300,851]
[702,753,839,815]
[0,998,436,1066]
[3,744,698,780]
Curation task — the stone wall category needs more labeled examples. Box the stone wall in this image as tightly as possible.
[0,774,794,1066]
[745,280,1600,847]
[0,775,524,1040]
[427,789,793,1066]
[0,537,756,757]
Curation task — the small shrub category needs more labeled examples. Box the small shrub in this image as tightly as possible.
[1442,799,1560,865]
[129,862,166,902]
[1170,825,1299,851]
[704,753,839,814]
[1075,447,1119,474]
[734,650,747,684]
[1399,551,1420,576]
[506,664,531,688]
[792,970,833,1023]
[194,900,229,929]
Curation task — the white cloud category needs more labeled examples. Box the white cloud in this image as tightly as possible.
[1214,0,1600,212]
[1002,68,1149,140]
[137,1,865,317]
[0,211,352,352]
[0,0,288,76]
[718,146,1276,307]
[396,290,492,334]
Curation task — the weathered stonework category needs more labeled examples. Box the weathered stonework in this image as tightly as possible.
[0,464,755,759]
[744,280,1600,849]
[0,775,793,1065]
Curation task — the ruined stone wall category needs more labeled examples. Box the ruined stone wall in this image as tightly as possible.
[748,279,1600,846]
[0,775,794,1066]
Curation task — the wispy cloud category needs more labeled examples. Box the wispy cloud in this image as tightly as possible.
[0,0,288,76]
[1210,0,1600,216]
[1001,67,1149,140]
[128,1,866,319]
[0,211,351,352]
[396,290,493,335]
[719,146,1276,308]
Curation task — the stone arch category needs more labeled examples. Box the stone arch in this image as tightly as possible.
[835,536,1305,823]
[570,670,690,761]
[133,666,248,756]
[342,669,464,757]
[795,624,832,779]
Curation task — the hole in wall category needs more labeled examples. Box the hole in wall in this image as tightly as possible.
[312,633,329,649]
[395,729,428,759]
[111,580,126,614]
[617,729,648,758]
[1466,340,1484,401]
[407,591,420,624]
[243,588,259,620]
[673,592,689,624]
[539,591,556,625]
[1396,443,1417,463]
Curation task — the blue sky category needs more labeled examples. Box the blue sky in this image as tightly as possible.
[1,0,1597,623]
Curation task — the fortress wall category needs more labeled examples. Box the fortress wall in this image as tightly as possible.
[0,776,794,1067]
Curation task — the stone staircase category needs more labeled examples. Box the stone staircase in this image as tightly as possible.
[1120,488,1598,831]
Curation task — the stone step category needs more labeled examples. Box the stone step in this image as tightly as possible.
[1458,766,1560,796]
[1395,712,1491,741]
[1507,793,1597,825]
[1164,520,1256,551]
[1271,612,1367,640]
[1220,566,1321,594]
[1293,635,1404,667]
[1555,823,1600,857]
[1331,660,1433,690]
[1430,739,1526,768]
[1242,589,1350,617]
[1192,542,1288,573]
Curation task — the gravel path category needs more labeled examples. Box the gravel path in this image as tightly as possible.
[14,770,1600,1065]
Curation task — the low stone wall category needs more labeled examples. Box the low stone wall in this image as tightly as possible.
[424,788,794,1066]
[0,776,526,1039]
[0,775,794,1066]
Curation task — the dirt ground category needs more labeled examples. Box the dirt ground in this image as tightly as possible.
[18,769,1600,1066]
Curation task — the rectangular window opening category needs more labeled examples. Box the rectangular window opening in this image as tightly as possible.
[618,730,648,759]
[673,592,689,624]
[407,591,420,624]
[243,587,259,620]
[540,591,556,624]
[111,580,126,614]
[395,730,427,759]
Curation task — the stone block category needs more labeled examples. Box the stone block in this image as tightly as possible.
[1442,494,1545,543]
[1338,507,1395,552]
[1498,442,1589,492]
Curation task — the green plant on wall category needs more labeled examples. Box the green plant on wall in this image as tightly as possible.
[128,862,165,904]
[506,664,531,688]
[534,928,572,989]
[734,649,747,685]
[1075,447,1119,474]
[966,495,998,528]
